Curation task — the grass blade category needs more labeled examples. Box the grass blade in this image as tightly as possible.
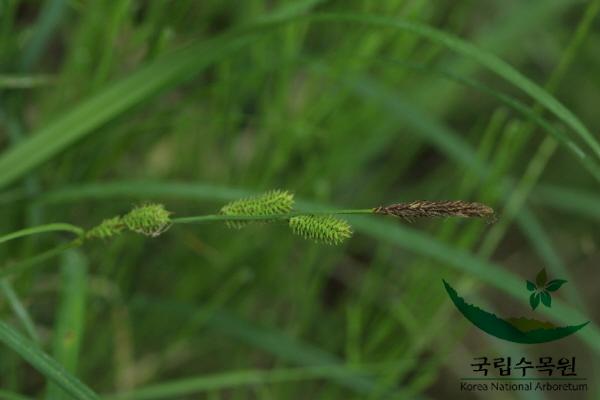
[0,241,79,280]
[0,280,40,343]
[2,12,598,191]
[532,184,600,220]
[297,13,600,162]
[0,390,34,400]
[0,319,99,400]
[0,35,255,190]
[130,296,401,397]
[0,223,83,245]
[105,363,414,400]
[45,249,88,400]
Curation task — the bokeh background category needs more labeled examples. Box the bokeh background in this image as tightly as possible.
[1,1,599,399]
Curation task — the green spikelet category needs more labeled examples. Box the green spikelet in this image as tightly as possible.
[289,215,352,245]
[85,216,124,240]
[220,190,294,228]
[122,203,172,237]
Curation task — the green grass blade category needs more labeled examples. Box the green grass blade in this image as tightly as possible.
[0,223,83,245]
[105,363,413,400]
[0,280,40,343]
[0,35,255,190]
[20,0,67,71]
[0,319,99,400]
[338,70,487,175]
[45,249,88,400]
[368,58,600,182]
[0,241,79,279]
[0,390,34,400]
[295,13,600,162]
[38,181,249,205]
[130,296,401,397]
[0,74,54,88]
[0,2,325,191]
[2,12,598,192]
[532,184,600,220]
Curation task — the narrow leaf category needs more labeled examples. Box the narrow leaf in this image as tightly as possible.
[0,320,99,400]
[303,13,600,164]
[541,291,552,307]
[545,279,567,292]
[45,250,89,400]
[526,280,536,291]
[530,292,540,310]
[0,223,83,245]
[536,268,548,287]
[0,35,256,190]
[0,280,39,343]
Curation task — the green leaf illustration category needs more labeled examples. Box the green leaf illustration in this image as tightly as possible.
[540,291,552,307]
[530,292,540,310]
[526,280,536,291]
[545,279,567,292]
[535,268,548,287]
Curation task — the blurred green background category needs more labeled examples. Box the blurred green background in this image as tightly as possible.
[1,0,599,399]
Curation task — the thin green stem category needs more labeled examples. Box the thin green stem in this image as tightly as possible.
[0,240,81,279]
[0,223,84,245]
[171,209,374,224]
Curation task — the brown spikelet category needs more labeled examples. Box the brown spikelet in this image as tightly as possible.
[373,201,495,222]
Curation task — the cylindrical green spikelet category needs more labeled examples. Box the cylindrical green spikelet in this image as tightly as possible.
[122,203,172,237]
[85,216,124,240]
[220,190,294,228]
[289,215,352,245]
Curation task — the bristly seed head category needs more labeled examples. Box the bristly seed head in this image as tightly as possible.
[289,215,353,245]
[220,190,294,229]
[122,203,172,237]
[373,200,495,222]
[85,216,124,240]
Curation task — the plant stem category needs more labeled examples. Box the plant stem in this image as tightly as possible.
[0,223,83,244]
[0,240,81,279]
[171,209,374,224]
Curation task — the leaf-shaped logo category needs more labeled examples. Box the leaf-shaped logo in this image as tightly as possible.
[546,279,567,292]
[525,269,567,310]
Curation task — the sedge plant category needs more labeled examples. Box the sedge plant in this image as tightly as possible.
[0,190,495,278]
